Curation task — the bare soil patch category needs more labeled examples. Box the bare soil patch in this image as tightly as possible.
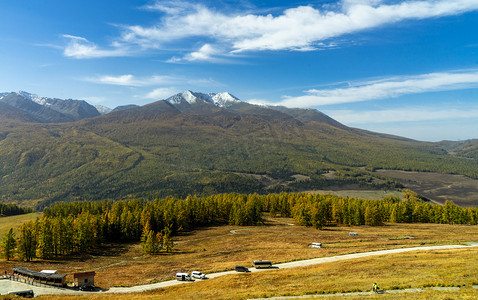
[376,170,478,206]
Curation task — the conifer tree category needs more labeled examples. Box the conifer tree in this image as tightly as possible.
[162,226,174,253]
[37,217,54,259]
[17,221,36,262]
[2,228,16,261]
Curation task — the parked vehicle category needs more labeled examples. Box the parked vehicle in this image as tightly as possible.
[176,272,193,281]
[7,290,34,298]
[79,285,96,291]
[310,242,322,248]
[253,260,272,268]
[191,271,207,279]
[235,265,250,272]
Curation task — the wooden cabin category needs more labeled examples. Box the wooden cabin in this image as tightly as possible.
[73,271,96,287]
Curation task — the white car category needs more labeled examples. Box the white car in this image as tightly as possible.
[191,271,207,279]
[310,242,322,248]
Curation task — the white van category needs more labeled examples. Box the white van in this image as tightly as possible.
[191,271,207,279]
[175,273,192,281]
[310,242,322,248]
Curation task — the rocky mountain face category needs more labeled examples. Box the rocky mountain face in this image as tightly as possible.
[0,91,100,123]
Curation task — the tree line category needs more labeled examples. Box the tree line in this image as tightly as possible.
[0,203,33,217]
[3,194,263,261]
[3,192,478,261]
[262,191,478,229]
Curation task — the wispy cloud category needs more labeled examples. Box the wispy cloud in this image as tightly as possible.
[62,0,478,59]
[326,107,478,124]
[84,74,178,87]
[145,87,180,99]
[62,34,130,59]
[276,70,478,107]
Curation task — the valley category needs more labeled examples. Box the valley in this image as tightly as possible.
[376,170,478,207]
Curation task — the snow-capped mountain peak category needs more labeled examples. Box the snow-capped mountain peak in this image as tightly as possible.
[17,91,50,106]
[95,105,113,115]
[165,91,241,108]
[211,92,240,107]
[182,90,199,104]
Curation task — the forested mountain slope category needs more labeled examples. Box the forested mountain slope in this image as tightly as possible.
[0,91,476,208]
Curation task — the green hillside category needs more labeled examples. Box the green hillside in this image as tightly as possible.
[0,100,477,208]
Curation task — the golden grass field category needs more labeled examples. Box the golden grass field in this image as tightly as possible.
[0,212,41,236]
[1,213,477,299]
[34,247,478,300]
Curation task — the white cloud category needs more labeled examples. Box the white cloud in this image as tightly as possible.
[62,35,129,59]
[325,107,478,124]
[143,1,199,15]
[120,0,478,53]
[94,74,135,86]
[145,87,180,99]
[63,0,478,59]
[85,74,178,87]
[277,70,478,107]
[168,44,225,62]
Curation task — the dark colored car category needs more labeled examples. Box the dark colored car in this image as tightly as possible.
[79,285,96,291]
[235,265,250,272]
[7,290,34,298]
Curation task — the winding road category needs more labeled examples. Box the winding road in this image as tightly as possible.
[1,242,477,296]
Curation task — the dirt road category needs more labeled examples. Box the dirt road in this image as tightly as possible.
[3,242,477,296]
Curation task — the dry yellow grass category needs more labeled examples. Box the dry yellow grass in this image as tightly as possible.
[36,247,478,299]
[0,212,41,236]
[2,216,478,299]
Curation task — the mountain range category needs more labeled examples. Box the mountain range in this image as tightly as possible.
[0,90,477,209]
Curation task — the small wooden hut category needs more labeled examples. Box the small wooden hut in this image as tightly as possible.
[73,271,96,287]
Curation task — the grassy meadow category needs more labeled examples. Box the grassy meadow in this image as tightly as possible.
[1,214,477,299]
[34,245,478,299]
[0,212,41,236]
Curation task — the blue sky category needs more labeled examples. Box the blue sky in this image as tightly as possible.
[1,0,478,141]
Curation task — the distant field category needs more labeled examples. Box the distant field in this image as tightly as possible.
[305,187,403,200]
[0,212,41,236]
[376,170,478,206]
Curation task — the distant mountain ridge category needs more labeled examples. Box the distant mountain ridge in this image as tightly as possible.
[1,90,477,208]
[0,91,100,123]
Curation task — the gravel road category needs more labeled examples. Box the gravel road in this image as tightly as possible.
[2,242,477,296]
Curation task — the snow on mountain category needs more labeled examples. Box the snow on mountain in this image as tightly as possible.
[95,105,112,115]
[165,90,241,107]
[17,91,50,106]
[211,92,240,107]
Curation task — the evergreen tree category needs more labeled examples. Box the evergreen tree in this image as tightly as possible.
[162,227,174,253]
[37,217,54,259]
[17,221,36,262]
[2,228,16,261]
